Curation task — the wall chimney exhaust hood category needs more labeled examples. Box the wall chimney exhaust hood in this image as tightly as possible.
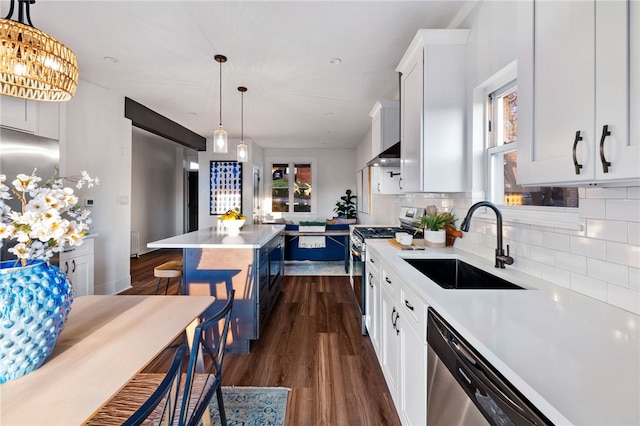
[367,141,400,167]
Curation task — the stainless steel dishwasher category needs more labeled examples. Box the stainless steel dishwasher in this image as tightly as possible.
[427,308,552,426]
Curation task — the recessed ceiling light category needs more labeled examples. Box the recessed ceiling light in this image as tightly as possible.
[325,112,334,117]
[188,112,197,116]
[329,58,342,65]
[103,56,119,64]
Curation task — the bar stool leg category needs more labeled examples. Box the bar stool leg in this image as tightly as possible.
[154,278,163,295]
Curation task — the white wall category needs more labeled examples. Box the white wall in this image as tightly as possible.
[131,127,187,255]
[394,1,640,315]
[61,79,132,295]
[263,148,357,222]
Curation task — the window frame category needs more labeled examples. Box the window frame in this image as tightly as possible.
[471,61,582,230]
[265,157,317,216]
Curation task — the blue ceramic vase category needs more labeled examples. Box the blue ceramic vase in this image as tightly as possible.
[0,259,73,383]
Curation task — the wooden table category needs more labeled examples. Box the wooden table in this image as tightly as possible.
[0,295,215,425]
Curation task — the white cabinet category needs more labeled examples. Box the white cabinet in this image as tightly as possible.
[518,0,639,186]
[371,166,401,195]
[365,248,381,359]
[0,96,60,139]
[357,167,370,213]
[370,100,399,158]
[380,266,400,406]
[396,30,469,193]
[375,251,429,426]
[59,238,94,297]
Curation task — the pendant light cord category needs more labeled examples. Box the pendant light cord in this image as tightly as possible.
[219,59,223,127]
[241,90,244,140]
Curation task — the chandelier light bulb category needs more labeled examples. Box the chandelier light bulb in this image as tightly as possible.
[237,141,248,162]
[237,86,248,163]
[214,125,228,153]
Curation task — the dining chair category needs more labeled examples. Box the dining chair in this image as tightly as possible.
[179,290,235,426]
[87,344,188,426]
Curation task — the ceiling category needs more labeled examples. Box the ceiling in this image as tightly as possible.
[4,1,473,150]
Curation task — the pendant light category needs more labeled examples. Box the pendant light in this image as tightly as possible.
[0,0,78,101]
[213,54,228,153]
[237,86,248,163]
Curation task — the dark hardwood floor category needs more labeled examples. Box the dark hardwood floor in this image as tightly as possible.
[126,249,400,425]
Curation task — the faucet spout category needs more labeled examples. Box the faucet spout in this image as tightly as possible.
[460,201,514,268]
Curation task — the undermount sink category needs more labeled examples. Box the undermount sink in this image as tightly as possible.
[404,258,525,290]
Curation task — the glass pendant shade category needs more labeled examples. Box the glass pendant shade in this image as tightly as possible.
[237,141,248,162]
[0,0,78,101]
[214,125,228,153]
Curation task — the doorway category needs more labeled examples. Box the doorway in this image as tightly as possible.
[187,170,198,232]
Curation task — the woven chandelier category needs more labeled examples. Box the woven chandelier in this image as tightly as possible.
[0,0,78,102]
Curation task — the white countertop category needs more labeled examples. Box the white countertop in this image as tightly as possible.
[367,239,640,426]
[147,224,285,249]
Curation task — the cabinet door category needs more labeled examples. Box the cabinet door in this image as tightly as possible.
[518,0,596,185]
[365,269,380,357]
[380,287,399,405]
[371,167,401,194]
[400,51,423,193]
[37,102,60,140]
[596,0,639,181]
[0,97,37,133]
[399,321,428,426]
[69,254,94,297]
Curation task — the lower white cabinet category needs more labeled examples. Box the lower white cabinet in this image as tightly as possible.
[374,251,429,426]
[59,238,94,297]
[365,250,381,358]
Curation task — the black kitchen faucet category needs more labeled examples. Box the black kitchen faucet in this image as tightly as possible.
[460,201,514,268]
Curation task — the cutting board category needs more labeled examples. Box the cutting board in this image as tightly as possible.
[388,239,425,250]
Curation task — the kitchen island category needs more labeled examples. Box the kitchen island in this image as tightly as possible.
[148,224,285,352]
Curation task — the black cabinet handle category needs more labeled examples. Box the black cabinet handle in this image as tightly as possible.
[404,299,414,311]
[385,276,392,284]
[391,307,396,328]
[572,130,583,175]
[395,313,400,335]
[599,124,612,173]
[72,260,76,273]
[377,182,381,192]
[64,261,69,274]
[369,258,375,264]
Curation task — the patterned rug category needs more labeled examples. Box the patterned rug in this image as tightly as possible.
[205,386,289,425]
[285,260,348,276]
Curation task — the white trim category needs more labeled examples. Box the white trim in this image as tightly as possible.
[265,157,317,216]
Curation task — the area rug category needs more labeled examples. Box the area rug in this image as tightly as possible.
[285,260,348,276]
[204,386,289,425]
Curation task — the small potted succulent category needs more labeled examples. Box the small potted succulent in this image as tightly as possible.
[418,205,459,248]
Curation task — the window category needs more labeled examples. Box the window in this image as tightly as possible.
[487,82,578,208]
[271,162,313,213]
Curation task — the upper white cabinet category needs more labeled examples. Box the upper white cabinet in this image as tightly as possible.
[396,30,469,193]
[0,96,60,140]
[371,166,401,194]
[518,0,639,185]
[370,100,399,158]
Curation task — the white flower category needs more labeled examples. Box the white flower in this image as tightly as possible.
[0,170,98,266]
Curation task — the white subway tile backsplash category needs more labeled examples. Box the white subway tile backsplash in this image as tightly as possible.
[409,186,640,313]
[570,273,607,302]
[586,219,628,243]
[579,198,606,219]
[542,265,571,289]
[570,236,606,260]
[606,241,640,268]
[606,284,640,315]
[630,268,640,291]
[515,257,542,278]
[539,231,571,252]
[629,222,640,245]
[585,187,628,199]
[530,246,556,265]
[556,252,587,275]
[587,258,628,287]
[606,199,640,223]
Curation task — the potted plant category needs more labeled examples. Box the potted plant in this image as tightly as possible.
[418,205,459,248]
[333,189,357,224]
[0,169,98,383]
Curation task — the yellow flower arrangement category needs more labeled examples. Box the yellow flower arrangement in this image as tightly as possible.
[220,208,246,221]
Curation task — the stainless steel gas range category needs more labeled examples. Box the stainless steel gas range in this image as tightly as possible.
[350,207,425,335]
